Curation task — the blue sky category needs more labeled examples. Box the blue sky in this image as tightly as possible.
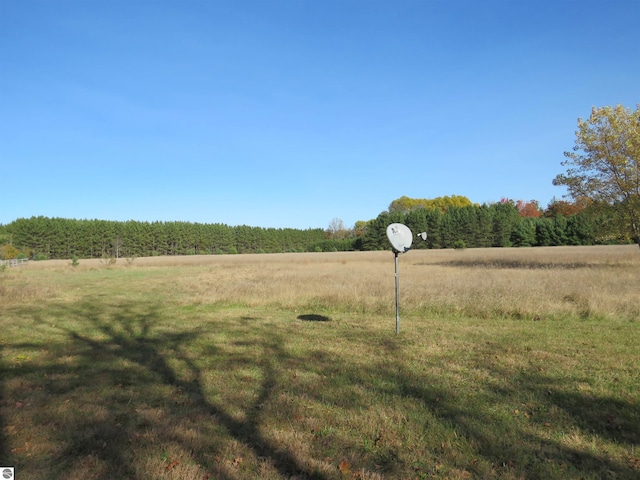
[1,0,638,229]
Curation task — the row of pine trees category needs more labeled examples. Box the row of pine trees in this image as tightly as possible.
[5,217,327,259]
[2,199,612,260]
[359,203,595,250]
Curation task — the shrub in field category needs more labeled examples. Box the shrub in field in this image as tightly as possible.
[101,254,117,267]
[0,243,21,260]
[453,239,467,250]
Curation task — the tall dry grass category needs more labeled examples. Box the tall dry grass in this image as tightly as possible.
[14,245,640,321]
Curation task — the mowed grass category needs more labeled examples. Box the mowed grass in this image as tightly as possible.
[1,246,639,479]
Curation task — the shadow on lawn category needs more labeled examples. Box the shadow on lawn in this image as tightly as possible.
[377,336,640,479]
[92,303,329,480]
[390,369,638,478]
[2,300,639,480]
[297,314,331,322]
[4,300,327,480]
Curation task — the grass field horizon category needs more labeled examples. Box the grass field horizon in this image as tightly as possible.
[1,246,639,479]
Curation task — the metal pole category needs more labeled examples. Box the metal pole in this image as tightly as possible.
[394,251,400,334]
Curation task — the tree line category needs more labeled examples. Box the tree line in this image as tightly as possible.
[0,197,622,261]
[357,200,599,251]
[2,217,332,260]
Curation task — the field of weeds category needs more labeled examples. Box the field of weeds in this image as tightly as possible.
[1,246,639,479]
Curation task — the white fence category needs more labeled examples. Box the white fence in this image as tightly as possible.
[0,258,29,268]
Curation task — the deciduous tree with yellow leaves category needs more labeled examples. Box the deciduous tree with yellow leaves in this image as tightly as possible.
[554,104,640,247]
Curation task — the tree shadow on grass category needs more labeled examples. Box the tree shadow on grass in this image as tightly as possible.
[429,259,606,270]
[3,300,639,479]
[384,351,640,479]
[3,299,328,480]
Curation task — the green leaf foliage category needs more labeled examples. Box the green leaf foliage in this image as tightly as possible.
[388,195,474,213]
[554,104,640,245]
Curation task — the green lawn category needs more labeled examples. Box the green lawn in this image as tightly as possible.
[1,253,639,479]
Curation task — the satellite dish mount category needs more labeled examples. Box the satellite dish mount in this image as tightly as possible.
[386,223,427,334]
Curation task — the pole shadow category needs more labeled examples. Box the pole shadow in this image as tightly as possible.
[297,314,331,322]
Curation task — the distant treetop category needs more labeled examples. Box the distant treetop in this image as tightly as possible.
[388,195,474,213]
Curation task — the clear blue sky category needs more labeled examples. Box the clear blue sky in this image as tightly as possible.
[1,0,638,229]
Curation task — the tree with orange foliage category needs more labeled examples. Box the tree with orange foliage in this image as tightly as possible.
[544,198,588,218]
[516,200,542,218]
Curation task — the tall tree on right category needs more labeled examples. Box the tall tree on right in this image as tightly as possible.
[553,104,640,247]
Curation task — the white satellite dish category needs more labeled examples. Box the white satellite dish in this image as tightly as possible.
[386,223,413,253]
[386,223,427,334]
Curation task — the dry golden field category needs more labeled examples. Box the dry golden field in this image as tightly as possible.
[18,244,640,321]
